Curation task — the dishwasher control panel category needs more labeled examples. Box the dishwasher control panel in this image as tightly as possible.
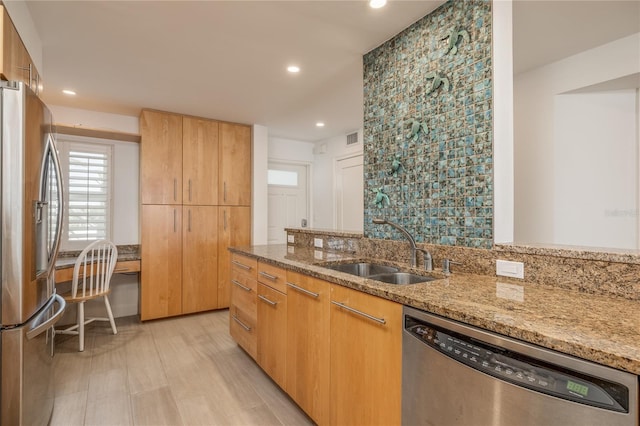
[405,315,629,413]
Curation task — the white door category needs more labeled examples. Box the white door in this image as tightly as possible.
[335,155,363,231]
[267,162,309,244]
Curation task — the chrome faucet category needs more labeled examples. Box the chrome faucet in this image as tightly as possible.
[372,218,432,271]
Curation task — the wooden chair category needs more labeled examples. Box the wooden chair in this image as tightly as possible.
[57,240,118,351]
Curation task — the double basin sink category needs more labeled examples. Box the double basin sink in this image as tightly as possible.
[322,262,435,285]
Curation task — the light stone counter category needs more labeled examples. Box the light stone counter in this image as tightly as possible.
[230,244,640,375]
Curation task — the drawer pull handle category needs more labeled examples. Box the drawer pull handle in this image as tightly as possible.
[232,260,252,271]
[232,280,251,292]
[258,294,278,306]
[259,271,278,281]
[287,282,319,298]
[331,301,386,325]
[232,315,251,331]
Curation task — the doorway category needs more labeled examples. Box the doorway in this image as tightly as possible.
[267,162,310,244]
[335,154,363,231]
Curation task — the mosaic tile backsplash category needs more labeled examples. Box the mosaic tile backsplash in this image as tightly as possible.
[363,0,493,249]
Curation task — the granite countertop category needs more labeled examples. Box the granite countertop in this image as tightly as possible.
[230,244,640,375]
[55,244,140,270]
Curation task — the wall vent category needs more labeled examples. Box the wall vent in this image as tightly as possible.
[346,132,359,145]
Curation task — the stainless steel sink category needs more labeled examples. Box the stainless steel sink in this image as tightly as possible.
[323,262,399,277]
[369,272,435,285]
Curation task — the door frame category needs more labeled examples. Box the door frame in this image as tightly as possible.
[332,152,363,230]
[267,159,313,230]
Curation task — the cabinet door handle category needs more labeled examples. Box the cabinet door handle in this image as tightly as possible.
[287,282,319,298]
[173,178,177,201]
[231,279,251,292]
[232,314,251,331]
[331,301,386,325]
[188,179,192,201]
[231,260,252,271]
[259,271,278,281]
[188,209,192,232]
[173,209,177,232]
[224,209,227,231]
[224,181,227,202]
[258,294,278,306]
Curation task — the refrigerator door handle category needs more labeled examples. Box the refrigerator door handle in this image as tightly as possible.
[26,294,65,340]
[36,134,65,277]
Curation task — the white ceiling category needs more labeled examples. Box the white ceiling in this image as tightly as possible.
[25,1,640,142]
[26,0,445,142]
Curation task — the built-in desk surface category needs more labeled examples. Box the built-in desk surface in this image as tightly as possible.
[54,245,140,284]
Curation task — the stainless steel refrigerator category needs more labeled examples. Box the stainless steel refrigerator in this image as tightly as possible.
[1,81,66,425]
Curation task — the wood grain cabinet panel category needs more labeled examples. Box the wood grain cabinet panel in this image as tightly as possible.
[141,205,183,321]
[182,117,219,205]
[257,283,287,389]
[140,110,183,205]
[182,206,219,314]
[285,272,330,425]
[330,284,402,426]
[1,7,42,94]
[219,122,251,206]
[217,207,251,308]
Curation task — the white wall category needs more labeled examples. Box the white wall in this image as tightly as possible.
[492,0,514,244]
[514,33,640,248]
[312,129,363,229]
[252,124,269,245]
[51,106,141,318]
[268,137,314,163]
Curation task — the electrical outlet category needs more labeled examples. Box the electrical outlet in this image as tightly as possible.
[287,234,295,243]
[314,238,323,248]
[496,260,524,279]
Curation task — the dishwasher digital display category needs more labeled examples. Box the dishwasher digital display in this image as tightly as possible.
[404,315,630,413]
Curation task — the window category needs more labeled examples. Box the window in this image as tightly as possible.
[267,169,299,187]
[57,139,113,250]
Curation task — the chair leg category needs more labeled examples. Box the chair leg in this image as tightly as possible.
[78,302,85,352]
[104,296,118,335]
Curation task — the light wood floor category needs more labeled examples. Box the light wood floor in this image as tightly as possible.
[51,310,314,426]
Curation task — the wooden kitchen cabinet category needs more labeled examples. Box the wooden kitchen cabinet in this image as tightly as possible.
[219,122,251,206]
[140,109,252,320]
[182,206,219,314]
[330,284,402,426]
[229,253,258,359]
[257,263,287,389]
[182,117,219,205]
[257,283,287,389]
[286,272,330,425]
[0,6,42,94]
[141,205,183,321]
[217,206,251,308]
[140,110,183,205]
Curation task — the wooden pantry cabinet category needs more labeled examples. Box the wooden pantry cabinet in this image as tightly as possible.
[140,109,251,321]
[0,6,42,94]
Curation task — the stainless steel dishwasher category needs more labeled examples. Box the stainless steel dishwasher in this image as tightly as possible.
[402,306,638,426]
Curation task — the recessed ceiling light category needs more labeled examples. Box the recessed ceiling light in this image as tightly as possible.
[316,122,325,127]
[62,89,76,96]
[369,0,387,8]
[287,65,300,73]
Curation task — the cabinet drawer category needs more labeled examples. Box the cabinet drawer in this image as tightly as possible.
[229,304,257,359]
[257,261,287,294]
[230,274,256,318]
[231,253,257,279]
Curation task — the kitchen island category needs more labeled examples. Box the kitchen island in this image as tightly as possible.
[230,244,640,375]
